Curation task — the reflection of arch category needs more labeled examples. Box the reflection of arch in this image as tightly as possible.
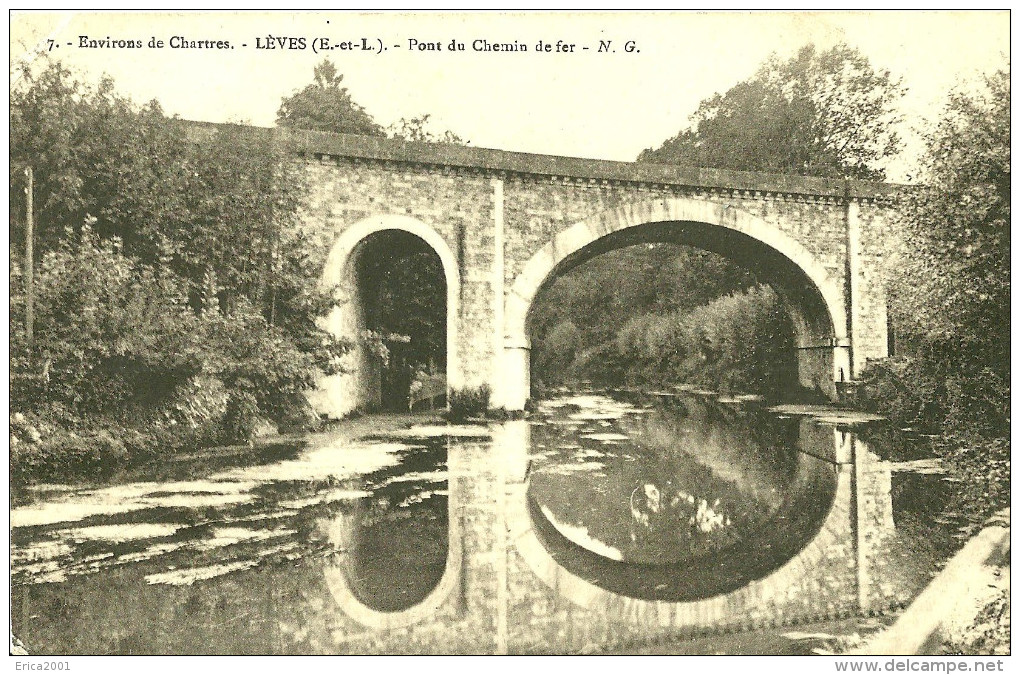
[499,198,851,409]
[310,215,461,418]
[322,509,463,630]
[508,449,854,629]
[321,437,467,630]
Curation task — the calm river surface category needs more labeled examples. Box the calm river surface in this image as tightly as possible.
[9,390,962,654]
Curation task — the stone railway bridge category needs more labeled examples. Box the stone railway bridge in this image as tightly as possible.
[198,124,901,415]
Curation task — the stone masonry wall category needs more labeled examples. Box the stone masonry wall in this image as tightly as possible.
[852,200,897,369]
[292,136,898,404]
[502,178,851,300]
[298,157,498,388]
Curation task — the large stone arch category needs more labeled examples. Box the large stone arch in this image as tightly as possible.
[498,197,851,409]
[310,214,462,418]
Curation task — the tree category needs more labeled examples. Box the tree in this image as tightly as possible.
[857,66,1010,532]
[10,61,350,473]
[10,62,193,256]
[387,114,465,144]
[894,68,1009,360]
[10,60,325,331]
[880,67,1009,436]
[639,44,904,180]
[10,226,201,419]
[276,60,384,136]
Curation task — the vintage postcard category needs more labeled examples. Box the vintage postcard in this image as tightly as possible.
[8,9,1010,664]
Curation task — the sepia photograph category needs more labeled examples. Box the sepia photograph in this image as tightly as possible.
[7,9,1010,662]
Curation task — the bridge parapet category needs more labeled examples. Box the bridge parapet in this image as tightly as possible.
[182,120,904,202]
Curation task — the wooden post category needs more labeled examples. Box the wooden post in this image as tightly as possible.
[24,166,34,356]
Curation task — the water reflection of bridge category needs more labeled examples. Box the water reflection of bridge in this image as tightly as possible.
[318,417,900,654]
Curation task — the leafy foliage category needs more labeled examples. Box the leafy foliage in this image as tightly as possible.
[857,67,1009,523]
[10,61,350,478]
[448,385,491,422]
[10,62,325,328]
[889,68,1009,390]
[531,244,757,356]
[548,285,796,396]
[11,229,195,416]
[530,244,777,393]
[387,113,465,144]
[639,44,904,180]
[10,225,345,468]
[276,60,384,136]
[862,68,1009,437]
[10,61,191,255]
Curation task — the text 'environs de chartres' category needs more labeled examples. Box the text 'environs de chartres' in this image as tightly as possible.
[78,35,233,49]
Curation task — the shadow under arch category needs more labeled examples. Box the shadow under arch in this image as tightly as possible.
[499,198,851,409]
[310,214,462,418]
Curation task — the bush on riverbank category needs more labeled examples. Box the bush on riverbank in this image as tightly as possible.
[856,69,1009,523]
[447,385,491,422]
[9,63,353,481]
[552,285,796,397]
[10,231,342,479]
[11,413,164,483]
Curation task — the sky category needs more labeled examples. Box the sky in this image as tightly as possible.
[9,10,1011,182]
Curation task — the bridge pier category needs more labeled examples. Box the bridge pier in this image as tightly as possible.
[497,342,531,412]
[796,338,852,401]
[308,258,382,418]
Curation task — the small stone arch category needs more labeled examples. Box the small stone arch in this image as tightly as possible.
[498,197,850,409]
[322,509,464,630]
[310,214,461,418]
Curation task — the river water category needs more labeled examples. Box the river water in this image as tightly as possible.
[9,390,962,654]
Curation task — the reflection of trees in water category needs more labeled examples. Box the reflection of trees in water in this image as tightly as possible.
[526,393,840,600]
[633,396,798,498]
[12,557,334,654]
[528,395,806,564]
